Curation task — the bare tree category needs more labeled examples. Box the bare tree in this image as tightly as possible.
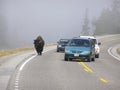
[81,8,90,35]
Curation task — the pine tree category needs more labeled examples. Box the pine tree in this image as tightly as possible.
[95,0,120,35]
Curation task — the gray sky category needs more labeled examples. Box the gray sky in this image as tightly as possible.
[0,0,112,48]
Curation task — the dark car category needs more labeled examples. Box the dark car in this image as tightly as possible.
[57,39,70,52]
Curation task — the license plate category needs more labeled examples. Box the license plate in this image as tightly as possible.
[74,53,79,57]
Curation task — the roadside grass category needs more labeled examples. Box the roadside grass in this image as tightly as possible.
[0,44,56,57]
[117,48,120,55]
[0,47,34,57]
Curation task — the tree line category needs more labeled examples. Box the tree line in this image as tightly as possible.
[94,0,120,35]
[81,0,120,35]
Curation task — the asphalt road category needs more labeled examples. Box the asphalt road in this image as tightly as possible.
[6,35,120,90]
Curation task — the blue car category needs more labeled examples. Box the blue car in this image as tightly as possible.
[64,37,95,62]
[57,39,70,52]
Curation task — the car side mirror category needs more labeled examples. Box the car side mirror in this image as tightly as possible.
[91,44,95,48]
[98,42,101,45]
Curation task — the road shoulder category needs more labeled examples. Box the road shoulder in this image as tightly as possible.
[108,44,120,61]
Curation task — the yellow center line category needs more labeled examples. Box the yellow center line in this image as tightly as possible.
[100,78,108,83]
[78,62,93,73]
[78,62,108,83]
[84,68,90,72]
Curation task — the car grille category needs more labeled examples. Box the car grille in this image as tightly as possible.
[77,51,82,53]
[71,50,76,53]
[71,50,82,53]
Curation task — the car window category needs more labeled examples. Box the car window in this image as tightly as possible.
[59,40,70,44]
[92,39,97,44]
[69,39,90,47]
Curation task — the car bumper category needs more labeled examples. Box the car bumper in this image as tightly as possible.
[57,47,65,51]
[65,53,90,60]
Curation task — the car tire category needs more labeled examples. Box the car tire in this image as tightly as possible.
[95,54,99,58]
[92,57,95,61]
[64,55,68,61]
[91,55,95,61]
[64,57,68,61]
[87,56,91,62]
[57,49,59,52]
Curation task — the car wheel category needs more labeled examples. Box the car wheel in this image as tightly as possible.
[64,55,68,61]
[64,57,68,61]
[57,49,59,52]
[91,55,95,61]
[87,56,91,62]
[92,57,95,61]
[95,54,99,58]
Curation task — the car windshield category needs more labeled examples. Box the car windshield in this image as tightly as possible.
[69,39,90,47]
[59,39,70,44]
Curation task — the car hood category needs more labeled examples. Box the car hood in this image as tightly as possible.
[66,46,90,51]
[59,43,67,45]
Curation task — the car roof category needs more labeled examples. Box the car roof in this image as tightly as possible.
[59,39,70,42]
[72,37,91,40]
[60,39,70,40]
[80,36,95,39]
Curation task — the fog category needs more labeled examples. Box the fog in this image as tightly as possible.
[0,0,111,49]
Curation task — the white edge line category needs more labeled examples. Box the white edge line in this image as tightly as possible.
[19,47,55,71]
[108,47,120,61]
[16,48,55,90]
[19,55,37,71]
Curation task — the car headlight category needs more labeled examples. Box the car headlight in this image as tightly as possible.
[58,45,62,47]
[65,50,71,53]
[81,51,90,55]
[95,47,100,52]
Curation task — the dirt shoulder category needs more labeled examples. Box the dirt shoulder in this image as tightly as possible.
[0,44,56,57]
[117,48,120,55]
[0,47,34,57]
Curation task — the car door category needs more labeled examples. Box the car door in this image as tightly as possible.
[90,39,95,57]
